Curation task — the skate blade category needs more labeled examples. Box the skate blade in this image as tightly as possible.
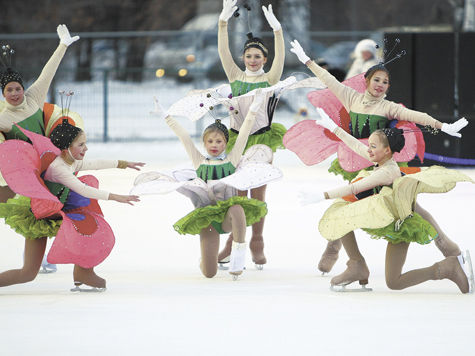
[70,284,106,293]
[218,262,229,270]
[462,250,474,294]
[254,263,264,270]
[330,284,372,293]
[38,267,57,274]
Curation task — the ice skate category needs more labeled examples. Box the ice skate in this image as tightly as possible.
[250,237,266,270]
[38,258,57,274]
[436,251,473,294]
[217,235,233,270]
[318,240,342,275]
[229,241,246,280]
[70,282,106,293]
[330,259,372,292]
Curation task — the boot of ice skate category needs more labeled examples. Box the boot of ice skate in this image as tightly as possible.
[318,240,342,274]
[38,254,57,274]
[330,259,371,292]
[71,265,106,292]
[217,234,233,269]
[229,241,246,280]
[434,235,461,257]
[249,236,266,270]
[434,251,473,294]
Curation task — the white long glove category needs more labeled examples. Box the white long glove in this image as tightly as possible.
[249,88,267,113]
[299,190,325,206]
[290,39,310,64]
[262,5,281,31]
[315,107,338,132]
[219,0,237,22]
[57,24,79,46]
[150,96,168,120]
[441,117,468,138]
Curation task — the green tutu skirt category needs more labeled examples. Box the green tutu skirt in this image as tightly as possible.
[328,158,408,182]
[363,212,437,245]
[0,196,62,239]
[173,196,267,235]
[226,122,287,154]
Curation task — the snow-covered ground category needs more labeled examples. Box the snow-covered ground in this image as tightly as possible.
[1,137,474,356]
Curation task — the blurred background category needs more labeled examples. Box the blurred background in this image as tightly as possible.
[0,0,474,163]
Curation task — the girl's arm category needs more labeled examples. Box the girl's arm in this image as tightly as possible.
[165,115,204,169]
[262,5,284,85]
[218,20,243,82]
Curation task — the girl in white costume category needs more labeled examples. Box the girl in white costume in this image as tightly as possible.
[217,1,285,267]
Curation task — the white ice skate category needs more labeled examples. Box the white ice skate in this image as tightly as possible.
[70,282,106,293]
[459,250,474,294]
[229,241,246,281]
[38,255,57,274]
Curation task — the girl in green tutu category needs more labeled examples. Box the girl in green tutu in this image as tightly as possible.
[217,1,286,268]
[147,90,268,279]
[302,107,473,293]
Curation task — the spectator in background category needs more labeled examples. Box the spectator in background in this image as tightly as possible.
[345,39,380,79]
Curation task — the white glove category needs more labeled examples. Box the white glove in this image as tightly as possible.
[290,39,310,64]
[249,88,266,113]
[150,96,168,120]
[441,117,468,138]
[262,5,281,31]
[57,24,79,46]
[219,0,238,22]
[315,107,338,132]
[299,190,325,206]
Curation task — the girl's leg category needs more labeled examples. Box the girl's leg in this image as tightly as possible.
[222,205,247,276]
[199,226,220,278]
[318,240,342,274]
[385,241,469,293]
[0,237,46,287]
[330,231,370,287]
[0,186,15,203]
[73,265,106,289]
[217,189,247,262]
[249,185,267,265]
[414,203,461,257]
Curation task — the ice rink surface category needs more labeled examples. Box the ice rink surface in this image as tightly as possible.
[1,140,474,356]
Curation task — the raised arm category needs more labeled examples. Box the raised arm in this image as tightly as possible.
[262,5,284,84]
[218,0,242,82]
[315,107,370,161]
[227,90,266,165]
[26,25,79,106]
[290,39,358,110]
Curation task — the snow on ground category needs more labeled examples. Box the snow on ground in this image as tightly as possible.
[1,139,475,356]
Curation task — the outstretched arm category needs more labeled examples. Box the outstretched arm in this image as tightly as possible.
[151,97,204,168]
[27,25,79,107]
[290,39,358,110]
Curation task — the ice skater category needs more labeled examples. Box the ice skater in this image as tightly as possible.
[0,120,143,291]
[217,1,286,269]
[288,38,468,275]
[301,107,473,293]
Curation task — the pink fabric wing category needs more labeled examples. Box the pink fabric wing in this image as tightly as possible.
[392,122,418,163]
[283,120,340,166]
[47,175,115,268]
[337,138,373,172]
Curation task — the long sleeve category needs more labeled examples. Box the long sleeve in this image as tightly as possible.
[307,61,359,112]
[218,20,242,82]
[333,127,370,161]
[386,101,439,128]
[75,159,119,172]
[44,158,110,200]
[266,28,285,85]
[165,115,204,169]
[227,110,258,166]
[325,167,396,199]
[25,44,68,107]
